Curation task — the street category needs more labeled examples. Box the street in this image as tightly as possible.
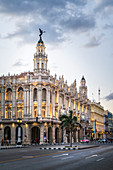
[0,145,113,170]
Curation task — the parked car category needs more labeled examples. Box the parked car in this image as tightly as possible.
[98,139,110,143]
[81,139,89,143]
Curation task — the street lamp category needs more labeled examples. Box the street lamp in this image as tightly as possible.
[17,118,22,146]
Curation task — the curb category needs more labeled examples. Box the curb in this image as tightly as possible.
[40,147,78,150]
[39,145,99,150]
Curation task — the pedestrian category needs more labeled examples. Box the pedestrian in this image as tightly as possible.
[1,139,4,146]
[7,139,9,146]
[35,138,37,145]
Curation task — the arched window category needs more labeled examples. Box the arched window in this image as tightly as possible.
[42,63,44,70]
[18,87,24,100]
[42,88,46,101]
[33,88,37,101]
[6,88,12,100]
[55,91,57,103]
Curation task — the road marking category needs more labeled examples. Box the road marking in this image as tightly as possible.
[0,150,72,164]
[19,150,28,152]
[86,155,98,159]
[62,156,74,160]
[57,151,65,152]
[97,158,104,162]
[22,156,33,158]
[53,153,69,158]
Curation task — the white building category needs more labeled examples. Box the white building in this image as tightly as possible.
[0,34,91,145]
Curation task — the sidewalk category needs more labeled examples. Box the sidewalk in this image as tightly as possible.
[0,145,23,149]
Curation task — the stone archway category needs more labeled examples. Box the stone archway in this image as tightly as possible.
[16,126,23,144]
[66,128,70,143]
[31,127,40,144]
[48,127,52,144]
[55,127,59,143]
[4,126,11,143]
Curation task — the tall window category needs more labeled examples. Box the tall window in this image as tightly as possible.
[42,88,46,101]
[7,111,11,119]
[18,87,24,100]
[33,88,37,101]
[50,91,52,103]
[6,88,12,100]
[55,91,57,103]
[42,63,44,70]
[34,106,37,117]
[37,63,39,70]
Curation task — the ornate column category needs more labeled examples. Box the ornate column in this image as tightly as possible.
[46,87,50,118]
[24,88,27,116]
[27,88,30,116]
[37,86,42,117]
[30,85,33,117]
[52,92,55,118]
[40,124,44,144]
[52,125,55,143]
[1,86,5,118]
[11,125,16,144]
[12,86,16,118]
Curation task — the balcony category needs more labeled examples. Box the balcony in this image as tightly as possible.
[5,100,12,104]
[16,99,24,104]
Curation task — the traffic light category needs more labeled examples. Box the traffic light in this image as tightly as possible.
[36,117,38,122]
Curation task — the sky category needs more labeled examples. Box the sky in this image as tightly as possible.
[0,0,113,113]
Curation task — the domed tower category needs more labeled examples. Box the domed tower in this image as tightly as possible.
[33,29,48,72]
[79,76,87,96]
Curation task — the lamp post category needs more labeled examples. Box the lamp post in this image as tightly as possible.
[17,118,22,146]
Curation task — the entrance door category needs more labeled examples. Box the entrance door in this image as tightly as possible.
[31,127,40,144]
[4,126,11,143]
[48,127,52,143]
[55,128,59,143]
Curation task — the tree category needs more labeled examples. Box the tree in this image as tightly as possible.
[60,110,81,147]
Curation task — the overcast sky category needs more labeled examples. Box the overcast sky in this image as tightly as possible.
[0,0,113,113]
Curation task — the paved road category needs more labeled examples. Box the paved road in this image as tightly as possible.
[0,145,113,170]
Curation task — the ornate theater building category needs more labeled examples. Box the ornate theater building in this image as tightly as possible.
[0,32,92,145]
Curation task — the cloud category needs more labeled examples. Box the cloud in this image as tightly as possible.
[0,0,96,45]
[12,59,28,67]
[95,0,113,14]
[104,92,113,101]
[103,24,113,30]
[84,36,101,48]
[50,63,58,69]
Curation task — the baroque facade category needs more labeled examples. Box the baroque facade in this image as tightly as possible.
[0,34,91,145]
[90,102,105,140]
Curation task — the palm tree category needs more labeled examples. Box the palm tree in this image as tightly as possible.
[60,110,81,147]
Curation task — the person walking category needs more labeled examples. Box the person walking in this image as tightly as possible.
[1,139,4,146]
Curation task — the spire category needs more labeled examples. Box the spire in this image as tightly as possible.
[98,88,100,104]
[33,29,48,72]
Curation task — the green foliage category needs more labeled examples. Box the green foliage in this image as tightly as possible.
[60,110,80,147]
[60,110,79,130]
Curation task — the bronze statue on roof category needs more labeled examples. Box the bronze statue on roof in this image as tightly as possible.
[39,28,46,39]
